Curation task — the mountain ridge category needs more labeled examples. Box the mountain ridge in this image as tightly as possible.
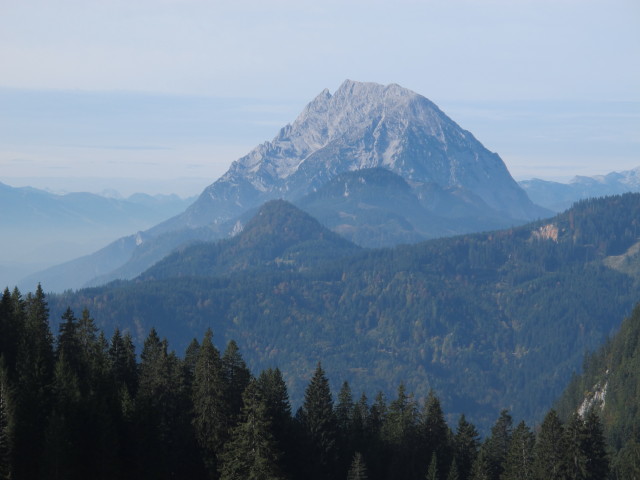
[48,193,640,430]
[520,165,640,212]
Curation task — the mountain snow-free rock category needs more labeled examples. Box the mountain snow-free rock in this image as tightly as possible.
[167,80,546,231]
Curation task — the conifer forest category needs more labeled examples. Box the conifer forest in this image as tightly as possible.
[2,284,636,480]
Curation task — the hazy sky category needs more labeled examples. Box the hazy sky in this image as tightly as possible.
[1,0,639,196]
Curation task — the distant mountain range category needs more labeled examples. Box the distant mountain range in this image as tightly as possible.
[26,80,550,292]
[520,166,640,211]
[0,182,193,289]
[49,193,640,431]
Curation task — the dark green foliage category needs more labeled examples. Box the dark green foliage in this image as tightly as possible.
[109,328,138,398]
[336,381,354,434]
[0,288,20,380]
[45,351,83,480]
[563,413,588,480]
[421,390,453,478]
[222,339,252,426]
[0,360,13,480]
[183,337,200,386]
[470,446,491,480]
[14,284,54,480]
[219,380,284,480]
[256,367,295,476]
[454,415,480,480]
[555,302,640,474]
[192,329,226,478]
[501,421,534,480]
[135,328,194,479]
[611,439,640,479]
[483,410,512,480]
[300,363,338,480]
[581,410,609,480]
[533,410,565,480]
[256,367,293,437]
[381,384,420,479]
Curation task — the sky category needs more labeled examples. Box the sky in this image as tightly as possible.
[1,0,639,196]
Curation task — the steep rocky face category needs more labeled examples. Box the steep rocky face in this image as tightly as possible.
[173,80,544,230]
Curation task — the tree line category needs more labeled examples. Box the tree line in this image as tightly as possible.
[0,285,622,479]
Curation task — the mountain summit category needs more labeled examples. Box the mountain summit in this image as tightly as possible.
[168,80,546,230]
[26,81,550,292]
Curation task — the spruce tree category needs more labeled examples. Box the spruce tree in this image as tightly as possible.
[336,381,355,474]
[256,367,293,461]
[336,381,354,434]
[192,328,227,478]
[219,380,284,480]
[0,288,20,378]
[382,383,418,446]
[421,390,452,478]
[56,308,82,377]
[369,391,387,437]
[382,384,419,479]
[501,420,534,480]
[350,393,370,458]
[470,446,491,480]
[109,328,137,398]
[611,439,640,479]
[222,339,252,427]
[447,460,460,480]
[484,409,512,480]
[136,329,189,479]
[300,362,338,480]
[347,452,368,480]
[582,410,609,480]
[563,412,588,480]
[454,414,480,480]
[183,338,200,388]
[14,284,54,479]
[533,409,566,480]
[45,350,83,480]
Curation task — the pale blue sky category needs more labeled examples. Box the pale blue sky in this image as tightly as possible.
[1,0,639,195]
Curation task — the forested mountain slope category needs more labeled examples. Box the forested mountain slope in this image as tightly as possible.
[555,303,640,476]
[49,193,640,430]
[140,200,361,280]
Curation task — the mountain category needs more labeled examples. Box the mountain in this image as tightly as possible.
[0,182,193,289]
[28,80,549,293]
[140,199,361,280]
[49,193,640,430]
[554,303,640,476]
[167,79,546,230]
[520,165,640,212]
